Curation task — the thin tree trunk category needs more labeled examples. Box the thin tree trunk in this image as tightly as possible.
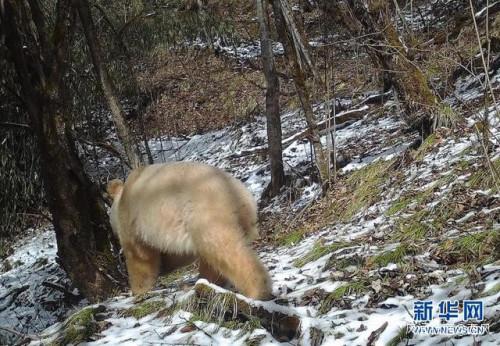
[1,0,124,301]
[271,0,329,189]
[75,0,143,168]
[88,2,155,165]
[278,0,317,79]
[257,0,285,197]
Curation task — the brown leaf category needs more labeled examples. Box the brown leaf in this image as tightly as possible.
[180,324,196,333]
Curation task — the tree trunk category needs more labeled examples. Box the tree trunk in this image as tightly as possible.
[257,0,285,197]
[271,0,330,189]
[74,0,143,168]
[320,0,437,137]
[1,0,124,302]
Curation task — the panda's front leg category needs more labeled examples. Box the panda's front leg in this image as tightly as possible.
[122,239,161,295]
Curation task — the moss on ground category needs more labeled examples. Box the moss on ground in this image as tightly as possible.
[294,240,351,268]
[158,265,194,287]
[51,306,105,346]
[124,299,167,319]
[319,281,368,314]
[414,133,438,161]
[0,241,12,259]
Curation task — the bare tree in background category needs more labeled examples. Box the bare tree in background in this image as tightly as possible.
[75,0,143,168]
[257,0,285,197]
[320,0,438,137]
[0,0,123,301]
[271,0,330,190]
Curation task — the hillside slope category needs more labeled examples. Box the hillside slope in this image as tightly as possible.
[1,79,498,344]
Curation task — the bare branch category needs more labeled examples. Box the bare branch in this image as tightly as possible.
[0,122,31,130]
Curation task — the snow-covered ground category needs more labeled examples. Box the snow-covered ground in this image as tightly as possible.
[0,227,87,342]
[2,2,500,343]
[2,46,500,344]
[1,89,499,345]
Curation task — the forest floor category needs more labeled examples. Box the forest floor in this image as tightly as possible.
[1,2,500,344]
[1,65,499,344]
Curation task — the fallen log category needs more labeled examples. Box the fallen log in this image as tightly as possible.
[280,105,370,146]
[0,285,29,312]
[42,281,82,304]
[367,321,388,345]
[187,282,301,342]
[228,105,369,159]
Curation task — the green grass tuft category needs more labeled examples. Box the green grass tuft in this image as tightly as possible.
[184,289,238,324]
[294,240,351,268]
[436,104,460,129]
[386,326,412,346]
[386,197,413,216]
[222,315,261,338]
[337,159,395,222]
[277,228,306,247]
[468,158,500,191]
[437,230,499,265]
[367,244,416,268]
[124,300,167,319]
[454,159,471,172]
[319,281,368,314]
[392,182,474,242]
[393,209,430,241]
[387,187,433,217]
[483,282,500,297]
[327,254,365,271]
[0,241,12,259]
